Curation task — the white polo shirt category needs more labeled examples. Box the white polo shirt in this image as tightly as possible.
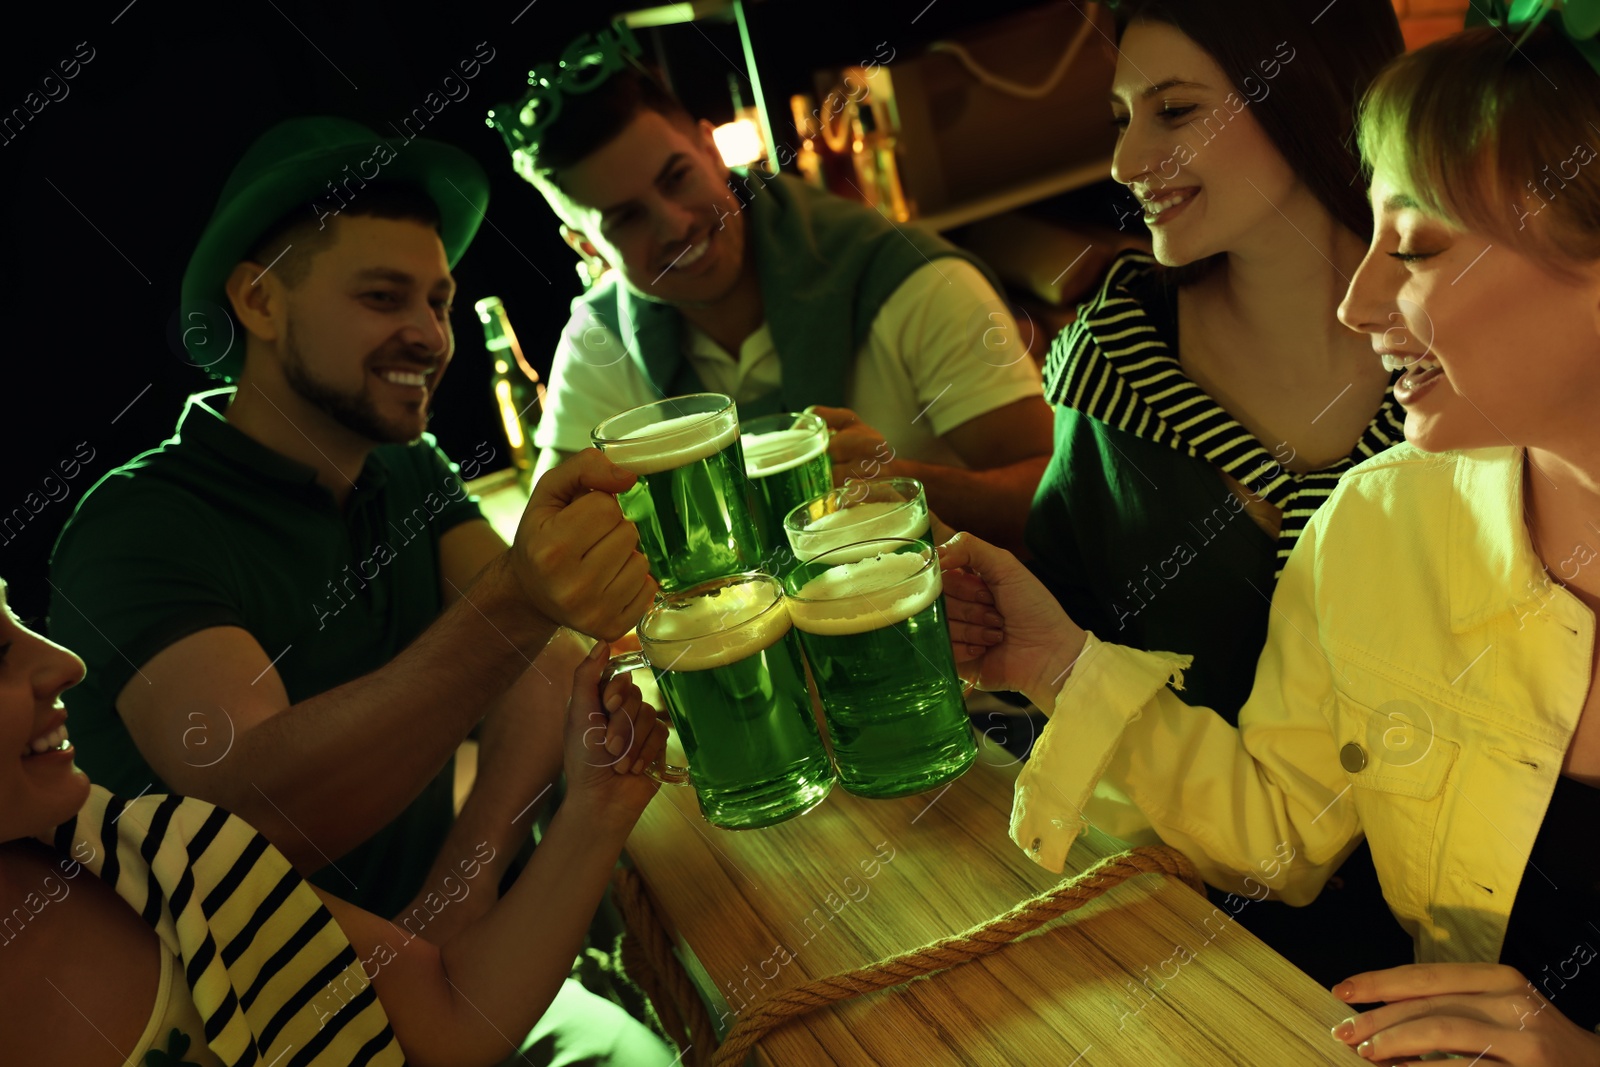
[532,259,1043,467]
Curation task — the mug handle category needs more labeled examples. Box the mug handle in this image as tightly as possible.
[602,649,692,785]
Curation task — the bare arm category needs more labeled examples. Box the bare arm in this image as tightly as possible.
[404,633,586,944]
[315,802,631,1067]
[437,517,509,608]
[815,396,1054,553]
[402,520,578,943]
[116,451,656,873]
[118,573,548,872]
[311,643,668,1067]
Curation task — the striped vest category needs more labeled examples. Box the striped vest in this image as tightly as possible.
[1044,250,1407,575]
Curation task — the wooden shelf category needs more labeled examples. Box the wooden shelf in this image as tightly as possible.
[614,4,1112,236]
[911,156,1114,233]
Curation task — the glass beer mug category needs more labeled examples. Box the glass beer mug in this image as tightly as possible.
[738,410,832,573]
[785,537,976,798]
[592,393,761,593]
[783,477,932,564]
[603,572,835,829]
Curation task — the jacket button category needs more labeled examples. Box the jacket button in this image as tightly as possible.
[1340,742,1368,774]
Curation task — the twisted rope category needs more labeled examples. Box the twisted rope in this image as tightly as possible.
[616,845,1201,1067]
[614,865,718,1066]
[711,845,1200,1065]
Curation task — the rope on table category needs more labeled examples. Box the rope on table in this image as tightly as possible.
[615,844,1203,1067]
[613,864,719,1067]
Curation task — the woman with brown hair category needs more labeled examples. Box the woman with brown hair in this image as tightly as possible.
[1025,0,1411,985]
[949,12,1600,1061]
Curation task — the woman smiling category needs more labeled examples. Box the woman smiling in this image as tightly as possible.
[1026,0,1411,987]
[950,13,1600,1063]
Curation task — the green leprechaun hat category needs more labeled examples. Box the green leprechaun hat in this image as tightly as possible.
[179,116,489,381]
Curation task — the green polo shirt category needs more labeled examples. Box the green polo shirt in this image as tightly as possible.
[48,389,483,918]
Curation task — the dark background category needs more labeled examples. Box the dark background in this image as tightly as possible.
[0,0,1054,618]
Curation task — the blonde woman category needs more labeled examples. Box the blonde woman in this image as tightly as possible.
[944,15,1600,1062]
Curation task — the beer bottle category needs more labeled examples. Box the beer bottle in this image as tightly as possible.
[474,296,544,489]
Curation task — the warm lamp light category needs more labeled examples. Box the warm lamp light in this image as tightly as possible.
[713,118,766,167]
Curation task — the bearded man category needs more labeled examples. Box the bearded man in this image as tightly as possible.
[46,118,658,1003]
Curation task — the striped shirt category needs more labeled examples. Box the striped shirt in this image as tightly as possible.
[1043,250,1407,576]
[41,786,404,1067]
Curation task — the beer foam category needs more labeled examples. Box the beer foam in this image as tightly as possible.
[790,501,930,561]
[742,429,827,477]
[788,549,941,636]
[604,412,739,475]
[642,581,792,671]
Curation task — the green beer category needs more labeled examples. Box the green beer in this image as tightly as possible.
[593,394,762,593]
[634,573,834,829]
[787,539,975,798]
[784,477,932,564]
[740,412,832,572]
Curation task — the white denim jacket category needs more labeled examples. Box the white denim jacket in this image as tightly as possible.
[1014,444,1595,965]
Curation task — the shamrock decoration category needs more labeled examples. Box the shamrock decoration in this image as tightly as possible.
[1466,0,1600,74]
[142,1027,202,1067]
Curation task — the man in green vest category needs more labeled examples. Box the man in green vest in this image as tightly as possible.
[491,29,1052,550]
[48,117,673,1064]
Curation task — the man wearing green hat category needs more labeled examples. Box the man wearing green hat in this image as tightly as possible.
[47,116,672,1064]
[491,27,1053,551]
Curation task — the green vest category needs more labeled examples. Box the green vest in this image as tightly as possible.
[575,171,1005,416]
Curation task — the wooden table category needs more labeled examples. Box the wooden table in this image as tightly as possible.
[625,741,1367,1066]
[468,471,1368,1064]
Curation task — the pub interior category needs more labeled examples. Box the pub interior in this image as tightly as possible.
[6,0,1600,1064]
